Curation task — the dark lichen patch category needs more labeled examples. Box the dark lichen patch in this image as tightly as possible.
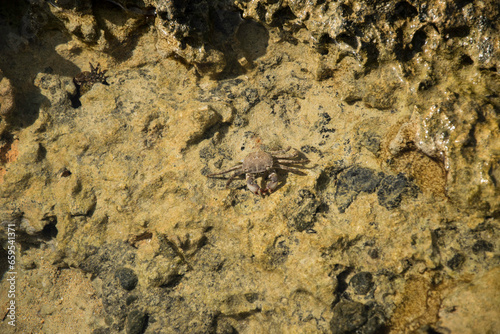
[361,303,387,334]
[232,114,249,127]
[334,167,419,212]
[335,166,383,213]
[472,240,494,254]
[241,88,260,108]
[358,131,382,154]
[313,112,336,141]
[315,160,346,192]
[271,96,302,126]
[78,242,140,328]
[265,236,290,267]
[79,242,128,276]
[200,144,236,180]
[330,299,386,334]
[300,145,325,158]
[287,189,321,231]
[339,166,382,194]
[446,253,466,271]
[377,173,419,210]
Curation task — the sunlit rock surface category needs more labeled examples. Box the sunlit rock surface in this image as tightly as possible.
[0,0,498,333]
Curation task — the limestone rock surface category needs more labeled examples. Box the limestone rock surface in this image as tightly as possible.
[0,1,499,333]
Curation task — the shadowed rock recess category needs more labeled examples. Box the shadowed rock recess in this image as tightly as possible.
[0,0,499,333]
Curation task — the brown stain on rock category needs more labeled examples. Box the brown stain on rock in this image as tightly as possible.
[381,119,447,198]
[390,150,447,198]
[0,138,19,183]
[389,276,443,333]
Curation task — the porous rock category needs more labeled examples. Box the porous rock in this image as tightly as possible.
[0,0,499,333]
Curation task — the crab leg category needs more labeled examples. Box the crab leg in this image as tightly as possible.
[268,146,291,156]
[276,158,309,164]
[271,147,303,159]
[226,171,245,188]
[275,164,306,173]
[207,164,242,177]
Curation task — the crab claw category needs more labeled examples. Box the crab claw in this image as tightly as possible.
[263,170,278,194]
[246,173,264,196]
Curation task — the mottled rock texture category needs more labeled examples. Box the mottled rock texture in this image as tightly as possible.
[0,0,499,333]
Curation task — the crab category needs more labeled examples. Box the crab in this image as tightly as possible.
[207,147,309,195]
[73,62,108,96]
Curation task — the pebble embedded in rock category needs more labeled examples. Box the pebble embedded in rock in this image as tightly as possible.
[115,268,138,291]
[330,300,368,334]
[126,309,148,334]
[350,272,374,295]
